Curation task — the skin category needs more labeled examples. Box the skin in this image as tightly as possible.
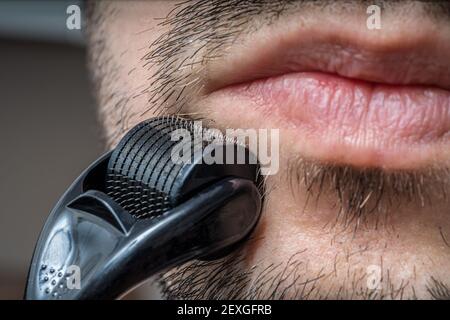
[86,1,450,299]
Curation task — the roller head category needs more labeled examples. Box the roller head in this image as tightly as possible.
[106,116,260,219]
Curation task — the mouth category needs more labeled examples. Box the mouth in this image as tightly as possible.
[201,14,450,169]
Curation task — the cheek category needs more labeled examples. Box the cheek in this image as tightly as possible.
[98,1,178,145]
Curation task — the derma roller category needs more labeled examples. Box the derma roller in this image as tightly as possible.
[25,116,262,300]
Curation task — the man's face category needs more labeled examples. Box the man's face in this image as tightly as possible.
[87,0,450,299]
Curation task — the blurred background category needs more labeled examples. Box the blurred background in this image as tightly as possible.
[0,0,158,299]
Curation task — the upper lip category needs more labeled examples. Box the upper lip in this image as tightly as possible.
[205,17,450,92]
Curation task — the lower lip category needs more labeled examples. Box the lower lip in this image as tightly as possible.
[216,72,450,168]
